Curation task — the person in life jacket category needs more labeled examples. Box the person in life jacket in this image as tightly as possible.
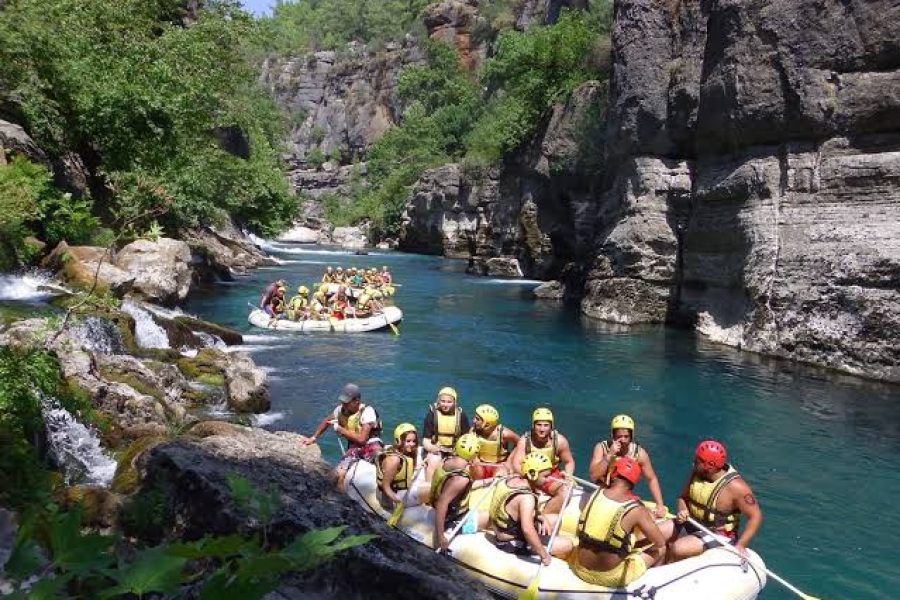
[508,407,575,525]
[671,440,762,562]
[430,433,490,552]
[335,266,346,284]
[489,452,566,565]
[321,266,336,283]
[588,414,668,518]
[554,457,673,588]
[354,286,383,319]
[329,287,350,320]
[380,265,392,284]
[298,383,383,490]
[422,386,470,457]
[376,423,428,511]
[286,285,310,321]
[469,404,520,480]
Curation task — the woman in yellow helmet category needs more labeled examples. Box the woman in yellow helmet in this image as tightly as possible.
[469,404,520,480]
[508,407,575,521]
[376,423,428,511]
[422,386,470,457]
[588,414,668,519]
[286,285,310,321]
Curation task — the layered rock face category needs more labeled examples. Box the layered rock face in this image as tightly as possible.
[400,81,604,280]
[583,0,900,381]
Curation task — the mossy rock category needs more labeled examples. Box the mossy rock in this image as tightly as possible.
[176,348,226,382]
[174,315,243,345]
[111,435,166,495]
[0,303,58,328]
[62,485,123,528]
[97,367,166,403]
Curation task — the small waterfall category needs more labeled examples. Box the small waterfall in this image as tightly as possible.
[195,331,226,350]
[70,316,124,354]
[40,395,117,487]
[121,300,170,349]
[0,271,66,302]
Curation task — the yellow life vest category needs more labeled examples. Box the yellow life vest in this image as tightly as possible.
[474,424,507,464]
[432,404,463,452]
[376,448,415,492]
[489,477,537,537]
[524,430,559,468]
[577,490,641,556]
[337,403,382,439]
[288,296,308,310]
[357,294,372,311]
[687,464,742,533]
[429,458,471,521]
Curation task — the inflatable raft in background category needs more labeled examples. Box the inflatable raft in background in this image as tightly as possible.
[247,306,402,333]
[323,283,396,299]
[345,460,766,600]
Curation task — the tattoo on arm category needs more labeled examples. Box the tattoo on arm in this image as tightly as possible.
[743,494,757,506]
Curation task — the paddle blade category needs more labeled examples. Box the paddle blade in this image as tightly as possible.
[387,503,404,527]
[518,577,540,600]
[389,323,400,336]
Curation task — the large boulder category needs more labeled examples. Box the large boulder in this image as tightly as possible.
[277,224,320,244]
[216,350,270,413]
[186,220,276,282]
[115,238,192,305]
[331,225,369,250]
[42,241,134,296]
[0,119,50,167]
[135,424,493,599]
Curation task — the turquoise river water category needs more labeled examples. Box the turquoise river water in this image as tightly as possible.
[184,243,900,600]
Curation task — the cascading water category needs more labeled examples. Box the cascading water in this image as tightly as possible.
[69,317,125,354]
[0,271,67,302]
[40,394,117,487]
[195,331,227,350]
[121,300,170,349]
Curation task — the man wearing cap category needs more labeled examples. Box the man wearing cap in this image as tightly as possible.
[588,414,668,518]
[298,383,383,489]
[554,457,672,587]
[671,440,762,562]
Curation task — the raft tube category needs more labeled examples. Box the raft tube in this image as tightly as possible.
[344,460,766,600]
[247,306,402,333]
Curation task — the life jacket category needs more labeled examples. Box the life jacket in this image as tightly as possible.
[687,464,742,534]
[577,490,641,556]
[376,447,415,492]
[489,477,537,538]
[474,424,507,464]
[357,294,372,311]
[598,440,642,485]
[524,430,559,468]
[337,403,382,445]
[430,458,471,522]
[321,273,335,283]
[288,296,308,310]
[431,404,463,452]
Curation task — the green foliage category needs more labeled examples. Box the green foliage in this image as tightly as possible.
[307,148,326,169]
[0,0,296,237]
[4,476,374,599]
[262,0,431,54]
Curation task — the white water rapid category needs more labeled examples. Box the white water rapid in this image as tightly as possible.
[40,395,117,487]
[121,300,170,349]
[0,271,68,302]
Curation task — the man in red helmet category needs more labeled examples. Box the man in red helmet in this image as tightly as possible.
[554,457,673,587]
[672,440,763,562]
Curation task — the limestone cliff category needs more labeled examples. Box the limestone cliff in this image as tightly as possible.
[583,0,900,381]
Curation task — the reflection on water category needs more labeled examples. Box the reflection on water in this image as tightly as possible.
[186,247,900,600]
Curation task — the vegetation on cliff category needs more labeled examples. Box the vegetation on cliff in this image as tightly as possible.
[0,0,296,269]
[319,5,613,236]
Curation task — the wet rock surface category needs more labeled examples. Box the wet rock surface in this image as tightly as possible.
[137,424,492,599]
[115,238,193,306]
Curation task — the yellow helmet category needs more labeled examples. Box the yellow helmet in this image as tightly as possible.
[532,407,554,426]
[393,422,417,445]
[326,266,333,272]
[297,285,309,295]
[318,284,329,294]
[454,433,480,461]
[474,404,499,428]
[437,386,458,402]
[610,414,635,434]
[522,451,553,482]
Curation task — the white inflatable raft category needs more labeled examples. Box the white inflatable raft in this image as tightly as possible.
[247,306,402,333]
[345,460,766,599]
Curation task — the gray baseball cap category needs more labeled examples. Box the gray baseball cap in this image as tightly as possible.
[338,383,361,403]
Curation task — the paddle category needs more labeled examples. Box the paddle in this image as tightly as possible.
[388,322,400,336]
[518,478,576,600]
[387,460,427,527]
[685,517,823,600]
[436,476,501,554]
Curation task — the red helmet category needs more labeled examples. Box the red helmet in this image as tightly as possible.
[695,440,727,469]
[611,456,642,486]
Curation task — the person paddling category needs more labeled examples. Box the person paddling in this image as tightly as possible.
[469,404,519,480]
[430,433,488,552]
[554,457,672,587]
[298,383,383,490]
[588,414,668,518]
[376,424,428,511]
[671,440,763,562]
[508,407,575,526]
